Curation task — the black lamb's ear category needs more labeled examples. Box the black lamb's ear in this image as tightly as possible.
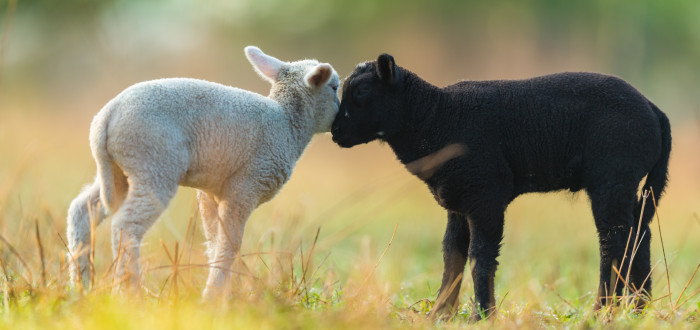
[376,53,396,84]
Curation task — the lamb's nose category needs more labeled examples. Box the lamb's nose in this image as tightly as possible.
[331,125,339,135]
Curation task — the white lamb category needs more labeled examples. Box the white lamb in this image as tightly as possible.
[66,46,340,299]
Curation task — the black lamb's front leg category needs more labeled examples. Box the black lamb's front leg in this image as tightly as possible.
[430,211,470,319]
[467,205,505,322]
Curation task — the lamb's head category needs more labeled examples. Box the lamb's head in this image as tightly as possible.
[245,46,340,133]
[331,54,404,148]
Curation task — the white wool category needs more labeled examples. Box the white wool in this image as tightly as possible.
[66,47,339,298]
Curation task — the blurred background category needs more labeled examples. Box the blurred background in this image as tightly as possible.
[0,0,699,312]
[3,0,700,117]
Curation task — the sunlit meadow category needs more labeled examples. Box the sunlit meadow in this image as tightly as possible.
[1,0,700,328]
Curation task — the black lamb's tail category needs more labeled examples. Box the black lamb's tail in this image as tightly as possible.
[635,101,672,225]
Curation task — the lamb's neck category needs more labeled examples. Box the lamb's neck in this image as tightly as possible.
[270,90,315,155]
[386,75,447,165]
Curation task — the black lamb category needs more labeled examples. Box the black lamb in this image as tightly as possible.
[331,54,671,320]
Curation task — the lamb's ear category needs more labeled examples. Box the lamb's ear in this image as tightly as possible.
[376,53,397,84]
[305,63,333,88]
[245,46,285,83]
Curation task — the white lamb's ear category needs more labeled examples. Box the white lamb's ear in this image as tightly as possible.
[245,46,285,83]
[305,63,332,88]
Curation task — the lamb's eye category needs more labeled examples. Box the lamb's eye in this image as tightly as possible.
[331,85,338,92]
[353,86,369,99]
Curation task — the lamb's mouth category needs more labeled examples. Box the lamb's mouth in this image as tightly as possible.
[331,134,351,148]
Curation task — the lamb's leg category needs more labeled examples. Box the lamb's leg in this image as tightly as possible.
[629,222,652,310]
[467,206,505,322]
[629,187,657,308]
[430,211,470,319]
[67,179,109,288]
[588,183,637,310]
[197,190,220,263]
[202,192,256,300]
[111,179,177,291]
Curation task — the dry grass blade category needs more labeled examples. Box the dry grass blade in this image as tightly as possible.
[34,218,46,288]
[293,227,320,297]
[431,273,463,319]
[306,251,331,289]
[545,284,575,310]
[173,242,180,297]
[56,232,84,291]
[92,274,131,295]
[616,227,634,297]
[157,274,173,301]
[628,230,647,291]
[183,203,198,267]
[495,291,510,316]
[650,293,671,304]
[0,233,33,285]
[160,240,176,264]
[638,259,663,299]
[147,251,292,277]
[159,240,186,298]
[357,222,398,293]
[56,232,71,258]
[650,187,673,310]
[408,298,432,311]
[241,251,294,258]
[99,247,122,284]
[674,263,700,308]
[611,264,635,297]
[159,241,175,295]
[676,286,700,309]
[624,190,649,293]
[147,263,257,279]
[0,258,15,309]
[297,243,307,299]
[257,255,271,275]
[315,178,413,252]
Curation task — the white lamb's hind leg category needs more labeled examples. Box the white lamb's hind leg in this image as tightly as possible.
[197,190,220,276]
[111,179,177,292]
[202,193,255,301]
[67,179,108,289]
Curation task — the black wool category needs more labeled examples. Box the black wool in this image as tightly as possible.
[332,54,671,320]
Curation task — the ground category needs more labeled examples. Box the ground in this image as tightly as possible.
[0,111,699,329]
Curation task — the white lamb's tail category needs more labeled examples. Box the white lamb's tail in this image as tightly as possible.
[90,109,123,214]
[67,103,127,288]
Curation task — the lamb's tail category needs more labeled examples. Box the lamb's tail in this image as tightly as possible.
[634,101,671,225]
[89,103,128,214]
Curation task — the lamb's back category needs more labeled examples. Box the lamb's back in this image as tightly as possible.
[441,73,658,192]
[100,78,289,192]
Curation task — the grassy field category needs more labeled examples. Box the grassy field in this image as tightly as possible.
[1,110,699,329]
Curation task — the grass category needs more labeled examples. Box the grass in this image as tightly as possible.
[0,111,699,329]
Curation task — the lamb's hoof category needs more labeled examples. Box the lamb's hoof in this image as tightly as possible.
[468,311,483,323]
[428,304,455,321]
[468,304,495,323]
[632,294,650,313]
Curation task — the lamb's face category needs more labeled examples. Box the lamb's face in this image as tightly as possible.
[331,55,402,148]
[244,46,339,133]
[293,60,340,133]
[317,70,341,132]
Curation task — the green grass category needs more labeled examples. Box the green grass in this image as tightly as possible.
[1,112,699,329]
